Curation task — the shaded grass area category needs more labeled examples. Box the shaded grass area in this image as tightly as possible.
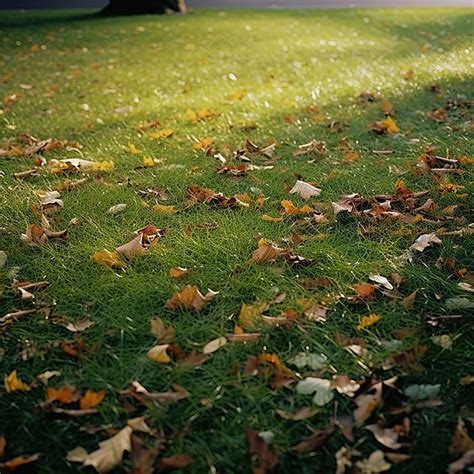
[0,7,473,473]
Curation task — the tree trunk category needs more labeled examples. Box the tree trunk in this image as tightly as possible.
[100,0,187,15]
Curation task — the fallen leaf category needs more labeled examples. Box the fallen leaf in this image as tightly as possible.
[245,427,278,473]
[238,301,269,330]
[91,250,125,269]
[80,426,132,473]
[368,274,393,290]
[251,239,287,263]
[366,423,402,450]
[159,454,194,471]
[296,377,334,406]
[289,180,321,200]
[4,370,31,393]
[355,450,391,473]
[0,453,41,471]
[203,337,227,354]
[107,204,127,215]
[46,385,79,404]
[147,344,171,364]
[410,233,442,252]
[276,406,319,421]
[79,389,106,410]
[165,286,217,312]
[357,313,381,330]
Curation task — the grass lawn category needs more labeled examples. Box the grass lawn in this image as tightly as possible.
[0,6,473,473]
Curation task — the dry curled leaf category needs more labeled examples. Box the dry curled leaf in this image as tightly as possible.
[289,180,321,200]
[165,286,217,312]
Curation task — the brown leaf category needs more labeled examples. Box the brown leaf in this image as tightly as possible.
[165,286,218,312]
[150,317,175,344]
[366,423,402,450]
[276,406,319,421]
[251,239,287,263]
[159,454,194,471]
[353,382,382,425]
[291,424,335,452]
[245,428,278,473]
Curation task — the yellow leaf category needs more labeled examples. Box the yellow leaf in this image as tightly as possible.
[152,204,177,215]
[356,313,381,330]
[128,143,140,154]
[147,344,171,363]
[185,109,198,122]
[383,116,400,134]
[227,89,247,102]
[148,128,174,139]
[238,302,269,330]
[143,156,162,167]
[4,370,31,393]
[261,214,284,222]
[91,250,125,268]
[193,137,214,151]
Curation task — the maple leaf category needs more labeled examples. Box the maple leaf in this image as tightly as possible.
[165,285,217,312]
[4,370,31,393]
[289,180,321,200]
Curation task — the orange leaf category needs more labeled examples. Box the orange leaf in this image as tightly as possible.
[46,385,78,404]
[79,389,105,409]
[4,371,31,393]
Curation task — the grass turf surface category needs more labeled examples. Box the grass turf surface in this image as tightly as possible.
[0,7,473,473]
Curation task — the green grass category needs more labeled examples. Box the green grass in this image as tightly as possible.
[0,7,473,473]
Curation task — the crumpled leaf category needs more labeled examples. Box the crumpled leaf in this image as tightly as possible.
[368,274,393,290]
[410,233,442,252]
[203,337,227,354]
[165,286,217,312]
[366,423,402,450]
[296,377,334,406]
[289,180,321,200]
[77,426,133,473]
[147,344,171,364]
[91,250,125,269]
[238,301,269,330]
[353,382,382,425]
[4,370,31,393]
[251,239,287,263]
[355,450,391,473]
[21,224,68,246]
[330,374,360,397]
